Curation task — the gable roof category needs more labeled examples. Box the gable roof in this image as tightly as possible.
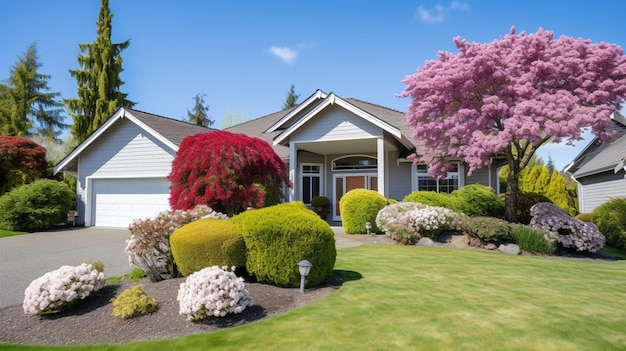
[565,111,626,178]
[54,108,211,174]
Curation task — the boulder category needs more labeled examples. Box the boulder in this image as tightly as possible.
[498,243,521,255]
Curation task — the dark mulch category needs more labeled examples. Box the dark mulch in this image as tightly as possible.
[0,274,342,346]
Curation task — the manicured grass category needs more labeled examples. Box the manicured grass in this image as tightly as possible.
[2,245,626,350]
[0,229,27,238]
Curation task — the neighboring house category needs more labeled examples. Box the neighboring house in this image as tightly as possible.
[55,89,503,227]
[564,111,626,213]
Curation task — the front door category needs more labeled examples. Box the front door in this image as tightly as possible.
[333,174,377,221]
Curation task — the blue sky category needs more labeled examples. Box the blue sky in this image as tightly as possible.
[1,1,625,170]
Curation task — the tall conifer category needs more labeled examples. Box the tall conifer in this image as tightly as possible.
[66,0,134,143]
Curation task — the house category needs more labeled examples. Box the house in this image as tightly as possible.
[55,89,502,227]
[564,111,626,213]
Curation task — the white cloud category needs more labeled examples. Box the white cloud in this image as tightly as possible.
[269,46,298,64]
[416,1,469,23]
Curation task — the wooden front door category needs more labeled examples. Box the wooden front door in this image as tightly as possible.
[333,174,377,220]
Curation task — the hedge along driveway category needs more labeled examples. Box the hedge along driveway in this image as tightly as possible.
[12,244,623,351]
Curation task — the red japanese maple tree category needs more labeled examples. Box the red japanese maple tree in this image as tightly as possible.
[399,27,626,221]
[0,136,48,194]
[168,130,289,216]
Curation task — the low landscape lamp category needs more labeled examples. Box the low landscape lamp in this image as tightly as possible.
[365,221,372,235]
[298,260,313,293]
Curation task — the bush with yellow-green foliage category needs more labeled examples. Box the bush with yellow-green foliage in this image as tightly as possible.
[403,190,453,209]
[230,202,336,288]
[575,213,593,222]
[170,218,246,276]
[111,284,159,319]
[340,189,388,234]
[592,198,626,250]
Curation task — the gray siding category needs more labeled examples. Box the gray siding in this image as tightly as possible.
[387,159,412,200]
[465,166,499,193]
[578,171,626,213]
[76,119,176,225]
[290,105,382,142]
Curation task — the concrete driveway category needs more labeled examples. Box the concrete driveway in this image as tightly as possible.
[0,227,132,308]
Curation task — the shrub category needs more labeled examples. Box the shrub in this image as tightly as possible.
[340,189,387,234]
[168,130,289,216]
[170,218,246,276]
[231,202,336,287]
[0,179,75,231]
[125,205,227,282]
[23,263,106,315]
[111,284,159,319]
[310,196,330,207]
[403,191,454,209]
[530,202,605,252]
[509,224,556,254]
[461,216,511,243]
[451,184,504,218]
[575,213,593,222]
[0,136,48,195]
[376,202,464,244]
[376,202,428,243]
[592,198,626,250]
[177,266,252,321]
[515,192,552,224]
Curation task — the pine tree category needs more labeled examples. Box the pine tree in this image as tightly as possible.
[0,44,66,139]
[65,0,135,143]
[546,155,556,174]
[282,84,300,110]
[221,106,246,129]
[186,93,213,127]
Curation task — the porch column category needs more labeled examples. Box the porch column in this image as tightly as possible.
[289,141,297,202]
[377,137,385,197]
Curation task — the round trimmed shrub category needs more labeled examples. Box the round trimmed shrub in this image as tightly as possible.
[340,189,388,234]
[111,284,159,319]
[592,198,626,250]
[0,179,75,231]
[170,218,246,276]
[231,202,336,288]
[403,190,454,208]
[451,184,504,218]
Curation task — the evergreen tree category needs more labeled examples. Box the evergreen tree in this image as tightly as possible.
[534,166,551,194]
[65,0,135,143]
[186,93,213,127]
[546,155,556,174]
[282,84,300,110]
[545,171,576,215]
[0,44,67,139]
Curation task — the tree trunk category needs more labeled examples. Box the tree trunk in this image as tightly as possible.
[505,169,519,222]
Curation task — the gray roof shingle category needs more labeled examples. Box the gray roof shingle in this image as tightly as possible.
[127,109,213,146]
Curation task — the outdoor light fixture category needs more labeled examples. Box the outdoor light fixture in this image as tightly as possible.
[298,260,313,293]
[365,221,372,235]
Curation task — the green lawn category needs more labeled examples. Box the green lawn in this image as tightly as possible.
[0,230,27,238]
[2,244,626,350]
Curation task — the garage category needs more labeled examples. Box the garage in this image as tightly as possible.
[91,178,171,227]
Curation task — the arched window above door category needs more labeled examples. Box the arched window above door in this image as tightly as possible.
[332,155,377,171]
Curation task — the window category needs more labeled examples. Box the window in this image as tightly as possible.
[301,164,322,204]
[332,155,377,170]
[416,163,459,193]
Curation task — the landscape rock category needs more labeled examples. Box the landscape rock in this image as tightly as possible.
[417,237,436,246]
[498,243,521,255]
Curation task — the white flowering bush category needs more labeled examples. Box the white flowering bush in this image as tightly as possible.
[376,202,427,243]
[23,263,105,315]
[377,202,464,244]
[126,205,227,282]
[530,202,605,252]
[177,266,252,321]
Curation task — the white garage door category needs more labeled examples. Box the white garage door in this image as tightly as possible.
[92,178,171,227]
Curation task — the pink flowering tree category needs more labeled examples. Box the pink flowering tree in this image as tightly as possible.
[399,27,626,222]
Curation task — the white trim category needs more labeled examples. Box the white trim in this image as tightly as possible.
[289,142,297,202]
[266,89,327,133]
[54,108,179,175]
[377,137,385,197]
[412,162,461,193]
[273,93,401,146]
[331,154,377,171]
